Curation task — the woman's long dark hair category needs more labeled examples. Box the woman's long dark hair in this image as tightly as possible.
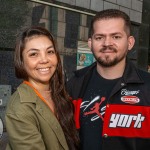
[14,26,79,149]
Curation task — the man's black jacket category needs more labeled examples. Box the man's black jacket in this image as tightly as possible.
[67,59,150,150]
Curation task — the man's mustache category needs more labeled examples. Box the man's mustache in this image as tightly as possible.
[100,46,117,52]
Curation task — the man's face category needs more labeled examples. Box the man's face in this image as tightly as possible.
[88,18,135,67]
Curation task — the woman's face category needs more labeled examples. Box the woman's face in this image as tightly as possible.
[22,35,58,85]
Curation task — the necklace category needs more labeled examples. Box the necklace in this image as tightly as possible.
[38,90,51,101]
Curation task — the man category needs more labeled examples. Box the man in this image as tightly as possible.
[67,9,150,150]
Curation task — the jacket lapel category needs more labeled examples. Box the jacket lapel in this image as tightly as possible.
[35,99,68,149]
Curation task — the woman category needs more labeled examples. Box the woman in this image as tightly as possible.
[5,26,79,150]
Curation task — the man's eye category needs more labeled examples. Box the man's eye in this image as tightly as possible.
[113,36,121,39]
[95,37,103,40]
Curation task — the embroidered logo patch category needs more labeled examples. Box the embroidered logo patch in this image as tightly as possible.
[121,89,140,95]
[121,96,140,104]
[103,105,150,138]
[109,113,145,128]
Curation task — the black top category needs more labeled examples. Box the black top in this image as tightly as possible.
[80,68,120,150]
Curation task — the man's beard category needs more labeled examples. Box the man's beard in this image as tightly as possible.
[92,46,126,67]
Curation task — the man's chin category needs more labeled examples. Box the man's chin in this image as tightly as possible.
[97,59,118,67]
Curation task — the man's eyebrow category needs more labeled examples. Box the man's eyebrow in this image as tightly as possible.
[93,34,105,36]
[94,32,122,36]
[111,32,122,35]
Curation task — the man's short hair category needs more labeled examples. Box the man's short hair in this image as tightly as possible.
[89,9,131,37]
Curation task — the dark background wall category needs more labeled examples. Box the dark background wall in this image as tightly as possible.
[138,0,150,70]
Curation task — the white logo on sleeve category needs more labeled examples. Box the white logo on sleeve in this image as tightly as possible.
[121,89,140,95]
[0,118,3,138]
[109,113,145,128]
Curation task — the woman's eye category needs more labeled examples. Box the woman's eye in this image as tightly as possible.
[29,53,38,57]
[48,50,55,54]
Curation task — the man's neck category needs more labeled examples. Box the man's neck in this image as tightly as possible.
[96,60,126,80]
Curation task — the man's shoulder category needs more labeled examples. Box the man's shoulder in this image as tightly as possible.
[72,62,96,78]
[138,69,150,81]
[66,63,96,94]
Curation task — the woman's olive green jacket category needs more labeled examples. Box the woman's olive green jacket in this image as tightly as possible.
[5,83,69,150]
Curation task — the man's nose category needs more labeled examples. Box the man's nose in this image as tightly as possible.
[103,37,112,46]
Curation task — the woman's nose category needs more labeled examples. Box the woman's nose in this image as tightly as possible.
[39,54,49,63]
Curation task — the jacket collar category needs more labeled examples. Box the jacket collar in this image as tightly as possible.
[75,58,144,84]
[77,58,144,98]
[122,58,144,84]
[18,83,37,103]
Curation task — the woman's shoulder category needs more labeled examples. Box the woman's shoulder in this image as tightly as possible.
[6,83,37,115]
